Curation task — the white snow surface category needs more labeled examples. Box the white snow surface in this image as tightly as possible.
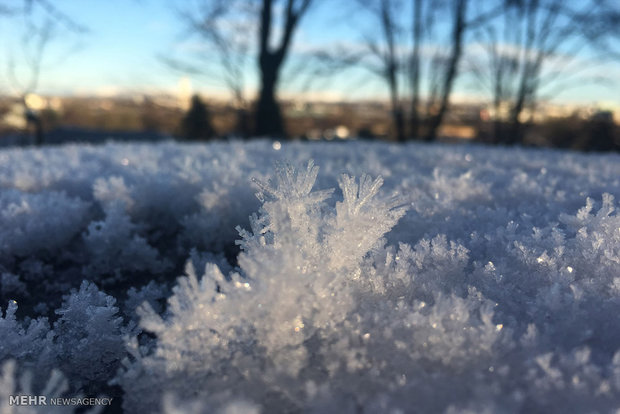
[1,139,620,413]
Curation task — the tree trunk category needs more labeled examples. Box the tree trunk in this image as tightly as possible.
[492,84,502,144]
[507,102,526,145]
[235,108,251,138]
[493,117,503,145]
[410,0,422,140]
[379,0,405,142]
[425,0,467,141]
[393,107,405,142]
[254,0,311,138]
[255,54,285,137]
[387,64,405,142]
[506,0,538,146]
[508,75,529,145]
[33,117,44,146]
[24,101,44,146]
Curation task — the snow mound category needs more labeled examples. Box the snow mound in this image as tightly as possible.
[0,140,619,413]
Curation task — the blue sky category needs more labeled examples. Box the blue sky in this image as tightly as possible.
[0,0,618,108]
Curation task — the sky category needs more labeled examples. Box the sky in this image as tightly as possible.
[0,0,619,108]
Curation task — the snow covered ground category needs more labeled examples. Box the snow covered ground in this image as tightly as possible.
[1,139,619,413]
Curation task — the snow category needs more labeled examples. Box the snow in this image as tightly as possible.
[0,139,619,413]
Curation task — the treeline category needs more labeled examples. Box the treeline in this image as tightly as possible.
[2,0,620,150]
[170,0,620,148]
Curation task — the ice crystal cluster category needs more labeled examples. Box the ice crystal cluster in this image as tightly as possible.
[0,140,619,413]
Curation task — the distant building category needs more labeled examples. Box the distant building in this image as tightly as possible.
[2,103,27,129]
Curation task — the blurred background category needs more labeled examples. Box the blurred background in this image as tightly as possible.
[0,0,618,150]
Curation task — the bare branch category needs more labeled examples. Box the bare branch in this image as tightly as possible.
[29,0,88,33]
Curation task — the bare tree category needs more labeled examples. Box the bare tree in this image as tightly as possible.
[409,0,422,139]
[255,0,313,137]
[171,0,313,138]
[9,20,54,145]
[5,0,86,145]
[422,0,467,141]
[414,0,501,141]
[470,0,620,144]
[169,0,255,137]
[353,0,498,142]
[404,0,448,140]
[354,0,406,141]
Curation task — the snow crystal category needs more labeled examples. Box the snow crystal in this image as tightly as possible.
[0,140,619,413]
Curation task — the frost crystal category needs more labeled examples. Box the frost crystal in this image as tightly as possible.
[0,141,619,413]
[122,161,409,412]
[54,281,125,392]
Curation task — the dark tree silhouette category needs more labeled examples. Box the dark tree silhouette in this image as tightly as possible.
[4,0,86,145]
[255,0,313,137]
[469,0,620,145]
[413,0,500,141]
[353,0,498,142]
[354,0,406,142]
[380,0,405,142]
[180,95,215,140]
[170,0,253,138]
[423,0,467,141]
[172,0,313,138]
[409,0,422,140]
[9,18,54,146]
[585,112,617,152]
